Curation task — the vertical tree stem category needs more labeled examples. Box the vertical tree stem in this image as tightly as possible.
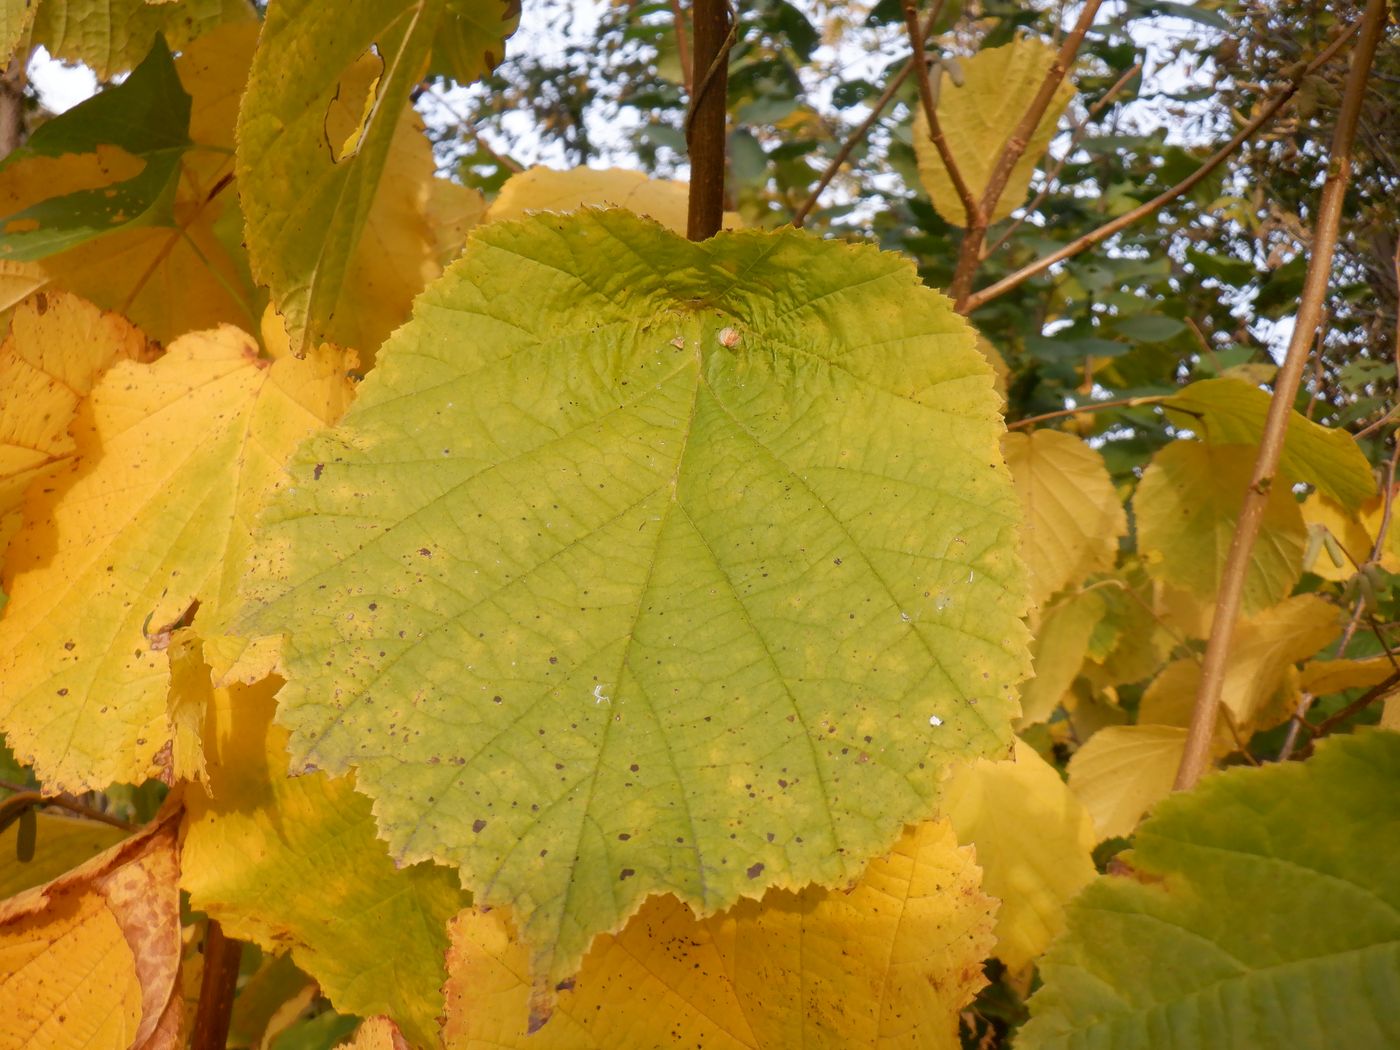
[1173,0,1388,792]
[0,56,25,159]
[686,0,732,241]
[191,919,243,1050]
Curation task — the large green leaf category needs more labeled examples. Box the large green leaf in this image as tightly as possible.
[1162,376,1375,510]
[0,37,190,261]
[237,0,515,355]
[1022,730,1400,1049]
[236,210,1030,994]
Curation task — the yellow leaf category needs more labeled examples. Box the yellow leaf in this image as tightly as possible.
[1299,491,1372,581]
[1003,430,1125,609]
[0,809,182,1050]
[180,679,467,1049]
[941,741,1096,972]
[1299,656,1396,697]
[1080,570,1174,687]
[913,37,1076,226]
[1067,724,1190,840]
[161,629,212,789]
[0,23,261,343]
[335,1017,410,1050]
[0,292,150,550]
[485,166,742,234]
[975,333,1009,406]
[1359,484,1400,573]
[0,327,355,791]
[1018,588,1105,727]
[1135,441,1305,616]
[443,821,995,1048]
[0,814,126,899]
[1140,595,1339,736]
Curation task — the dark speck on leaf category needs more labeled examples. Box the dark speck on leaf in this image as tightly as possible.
[419,547,431,557]
[747,863,764,879]
[620,868,635,880]
[313,463,324,480]
[472,819,487,833]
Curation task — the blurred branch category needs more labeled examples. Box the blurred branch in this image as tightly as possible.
[670,0,694,96]
[0,56,25,158]
[1175,0,1387,791]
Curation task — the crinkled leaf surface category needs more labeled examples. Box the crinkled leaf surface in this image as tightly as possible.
[0,292,149,549]
[8,0,252,79]
[1163,377,1375,510]
[913,37,1076,226]
[236,210,1029,991]
[1003,430,1125,610]
[1066,724,1188,841]
[0,23,261,342]
[0,809,182,1050]
[181,677,467,1049]
[1135,440,1305,615]
[0,326,355,791]
[237,0,515,354]
[444,820,995,1046]
[940,741,1096,972]
[486,166,740,235]
[1022,731,1400,1049]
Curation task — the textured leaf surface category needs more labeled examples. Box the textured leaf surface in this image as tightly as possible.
[0,292,148,549]
[940,741,1096,971]
[1066,724,1188,841]
[0,23,261,342]
[0,809,182,1050]
[237,210,1029,990]
[1135,441,1304,615]
[1163,377,1375,510]
[1003,431,1125,609]
[913,38,1075,226]
[443,820,995,1046]
[181,677,467,1049]
[486,166,740,235]
[1022,731,1400,1049]
[0,0,252,79]
[237,0,514,354]
[0,327,355,791]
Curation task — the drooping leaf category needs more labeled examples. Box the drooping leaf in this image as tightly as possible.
[1022,731,1400,1049]
[1002,430,1125,609]
[941,741,1096,972]
[236,210,1029,993]
[485,166,741,235]
[1066,724,1189,841]
[443,820,996,1045]
[1134,441,1305,615]
[181,677,468,1049]
[1162,377,1375,510]
[0,808,182,1050]
[1299,656,1396,697]
[912,37,1076,226]
[0,38,195,261]
[237,0,516,355]
[0,292,150,550]
[1018,588,1105,726]
[2,0,253,80]
[0,813,127,898]
[0,23,262,342]
[0,326,355,791]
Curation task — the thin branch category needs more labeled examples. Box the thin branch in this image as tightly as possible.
[1005,394,1164,430]
[949,0,1104,306]
[1308,668,1400,738]
[670,0,694,96]
[1174,0,1387,792]
[191,920,243,1050]
[983,60,1141,258]
[964,20,1362,314]
[0,789,135,833]
[901,0,982,227]
[686,0,736,241]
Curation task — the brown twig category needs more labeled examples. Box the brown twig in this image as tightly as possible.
[1174,0,1387,792]
[1005,394,1164,430]
[964,20,1362,314]
[949,0,1104,307]
[1308,668,1400,739]
[670,0,694,96]
[983,60,1141,258]
[0,789,136,833]
[0,56,25,159]
[901,0,982,227]
[191,920,243,1050]
[686,0,735,241]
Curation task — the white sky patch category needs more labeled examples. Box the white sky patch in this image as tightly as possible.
[28,48,98,114]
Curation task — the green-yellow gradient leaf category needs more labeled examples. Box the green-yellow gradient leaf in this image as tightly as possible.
[0,327,355,792]
[237,0,515,355]
[1002,430,1125,610]
[1134,440,1304,615]
[1162,377,1375,510]
[181,677,468,1048]
[912,37,1076,227]
[1022,731,1400,1049]
[236,210,1030,993]
[4,0,253,80]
